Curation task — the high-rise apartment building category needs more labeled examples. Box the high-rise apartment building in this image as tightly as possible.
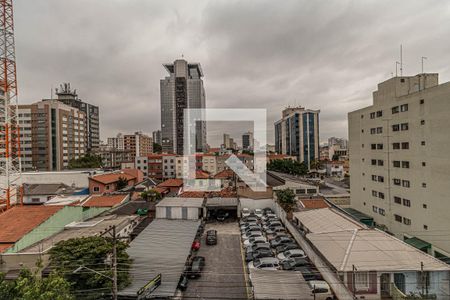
[160,59,206,154]
[152,130,161,145]
[18,100,86,171]
[123,132,153,158]
[242,132,254,151]
[348,73,450,256]
[107,133,124,150]
[274,106,320,168]
[53,83,100,152]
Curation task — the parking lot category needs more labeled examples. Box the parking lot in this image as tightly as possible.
[182,222,249,300]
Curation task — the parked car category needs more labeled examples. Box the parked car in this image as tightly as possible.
[243,236,267,247]
[246,242,271,254]
[263,207,274,215]
[300,267,323,281]
[262,213,277,222]
[240,222,259,231]
[177,273,189,290]
[275,243,300,254]
[245,248,274,262]
[239,217,258,225]
[206,230,217,245]
[188,256,205,278]
[242,230,263,240]
[191,239,201,251]
[241,207,251,218]
[254,208,263,218]
[265,226,286,235]
[308,280,335,300]
[247,257,280,270]
[268,232,290,241]
[263,221,283,230]
[216,210,229,221]
[277,249,306,262]
[241,225,262,234]
[281,257,312,270]
[270,236,294,247]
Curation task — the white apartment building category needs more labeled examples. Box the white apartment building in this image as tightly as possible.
[162,155,177,179]
[202,155,217,175]
[349,73,450,258]
[135,156,148,177]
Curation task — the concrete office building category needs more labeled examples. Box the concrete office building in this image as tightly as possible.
[348,73,450,257]
[274,106,320,168]
[242,132,254,151]
[152,130,162,145]
[160,59,206,154]
[18,100,86,171]
[53,83,100,152]
[107,133,124,150]
[123,132,153,159]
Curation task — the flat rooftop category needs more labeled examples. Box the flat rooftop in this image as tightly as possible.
[155,197,204,208]
[293,208,364,233]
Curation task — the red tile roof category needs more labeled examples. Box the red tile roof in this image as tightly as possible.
[82,194,128,208]
[0,243,13,253]
[299,198,329,209]
[153,187,168,194]
[90,172,135,185]
[157,178,184,188]
[0,206,63,245]
[214,169,235,179]
[196,170,210,179]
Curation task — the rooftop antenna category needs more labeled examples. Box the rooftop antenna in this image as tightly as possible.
[395,62,400,77]
[421,56,427,74]
[400,44,403,76]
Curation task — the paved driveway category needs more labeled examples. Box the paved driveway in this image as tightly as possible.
[182,222,249,300]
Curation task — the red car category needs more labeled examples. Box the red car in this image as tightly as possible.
[192,239,201,251]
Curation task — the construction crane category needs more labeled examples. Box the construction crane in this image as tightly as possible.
[0,0,22,210]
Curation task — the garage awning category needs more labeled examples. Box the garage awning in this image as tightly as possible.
[405,237,431,251]
[205,197,238,208]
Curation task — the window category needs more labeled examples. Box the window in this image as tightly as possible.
[402,180,410,188]
[370,112,375,119]
[361,129,364,133]
[422,183,427,188]
[403,218,411,225]
[378,160,384,166]
[394,214,402,222]
[393,161,401,168]
[394,196,402,204]
[372,175,377,181]
[393,178,401,186]
[371,144,376,150]
[403,199,411,207]
[423,225,428,230]
[105,185,110,190]
[401,142,409,149]
[421,120,425,125]
[401,123,409,131]
[361,114,364,119]
[402,161,410,168]
[422,162,426,167]
[421,141,426,146]
[392,124,400,132]
[377,127,383,134]
[393,143,400,149]
[376,110,383,117]
[372,190,377,197]
[378,176,384,182]
[379,192,385,199]
[371,159,377,166]
[400,104,408,112]
[355,272,369,290]
[372,205,378,213]
[370,128,376,134]
[93,187,100,192]
[377,144,383,150]
[379,208,385,216]
[420,99,425,104]
[392,106,399,114]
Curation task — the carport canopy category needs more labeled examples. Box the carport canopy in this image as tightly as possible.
[205,197,238,209]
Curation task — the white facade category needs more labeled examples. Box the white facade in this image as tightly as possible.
[348,73,450,256]
[155,197,204,220]
[162,155,177,179]
[135,156,148,177]
[202,155,217,175]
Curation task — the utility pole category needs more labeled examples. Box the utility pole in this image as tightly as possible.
[101,225,118,300]
[421,56,427,74]
[352,264,357,299]
[421,261,424,295]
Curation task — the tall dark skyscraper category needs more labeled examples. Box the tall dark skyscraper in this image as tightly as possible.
[160,59,206,154]
[55,83,100,152]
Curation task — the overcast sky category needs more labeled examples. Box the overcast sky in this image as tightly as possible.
[14,0,450,146]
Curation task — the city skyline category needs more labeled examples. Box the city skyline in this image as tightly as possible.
[12,0,450,145]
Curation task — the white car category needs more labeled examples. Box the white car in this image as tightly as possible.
[243,236,267,247]
[254,208,263,218]
[242,230,263,241]
[308,280,335,300]
[241,208,251,218]
[248,257,280,270]
[277,249,306,262]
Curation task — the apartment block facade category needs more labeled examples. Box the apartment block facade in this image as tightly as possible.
[123,132,153,158]
[274,106,320,168]
[160,59,206,154]
[53,83,100,152]
[18,100,86,171]
[349,73,450,257]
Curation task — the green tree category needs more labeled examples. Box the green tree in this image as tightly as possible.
[267,159,308,175]
[153,143,162,153]
[275,188,296,213]
[68,154,102,169]
[116,176,129,190]
[310,159,323,170]
[49,236,131,300]
[141,189,162,202]
[0,269,74,300]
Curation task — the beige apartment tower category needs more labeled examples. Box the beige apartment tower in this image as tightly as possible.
[348,73,450,258]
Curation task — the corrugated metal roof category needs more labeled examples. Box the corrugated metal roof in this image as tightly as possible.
[250,269,313,299]
[293,208,363,233]
[155,197,204,208]
[205,197,238,207]
[119,219,200,298]
[307,229,450,272]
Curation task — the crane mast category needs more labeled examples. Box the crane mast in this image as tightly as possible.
[0,0,21,210]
